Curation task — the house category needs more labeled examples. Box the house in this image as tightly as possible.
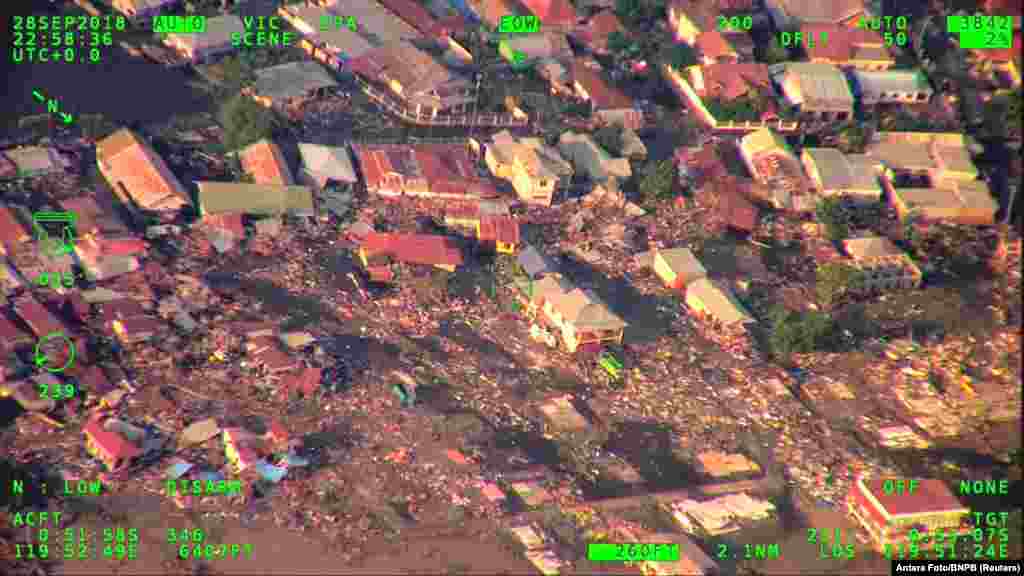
[765,0,866,29]
[801,23,893,70]
[358,233,464,273]
[841,236,921,292]
[109,0,179,20]
[485,131,573,206]
[467,0,521,29]
[111,314,164,345]
[196,182,314,216]
[222,428,265,473]
[867,132,997,224]
[889,182,998,225]
[477,215,520,254]
[278,3,376,69]
[684,62,777,125]
[59,197,109,240]
[443,200,510,228]
[570,59,644,130]
[13,296,67,338]
[846,476,969,550]
[558,131,628,184]
[247,61,339,110]
[865,132,981,181]
[333,0,423,43]
[684,278,754,326]
[576,10,623,55]
[499,32,572,63]
[667,0,718,45]
[616,527,719,576]
[279,366,323,398]
[849,70,933,105]
[653,247,706,290]
[739,128,814,212]
[297,143,358,188]
[1,147,66,179]
[695,451,762,480]
[348,41,475,119]
[238,139,294,185]
[800,148,883,203]
[0,206,30,255]
[83,417,143,472]
[353,143,498,199]
[535,281,626,352]
[716,184,761,232]
[770,62,855,121]
[374,0,451,40]
[695,31,738,65]
[162,15,246,63]
[519,0,578,30]
[95,129,191,217]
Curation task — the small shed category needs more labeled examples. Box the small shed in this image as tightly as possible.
[685,278,754,326]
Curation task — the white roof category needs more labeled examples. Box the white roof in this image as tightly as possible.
[772,62,854,109]
[686,278,753,325]
[852,70,933,97]
[298,143,357,183]
[803,148,881,191]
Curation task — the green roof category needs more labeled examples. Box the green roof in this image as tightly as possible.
[196,182,314,216]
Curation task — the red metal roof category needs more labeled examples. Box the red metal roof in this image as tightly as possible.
[718,187,759,232]
[376,0,446,38]
[582,10,623,52]
[571,59,634,110]
[519,0,578,27]
[698,62,772,101]
[801,23,887,62]
[856,477,966,517]
[695,31,736,61]
[84,418,143,462]
[240,139,294,186]
[59,197,104,237]
[0,316,31,349]
[362,232,464,267]
[95,129,190,212]
[351,144,398,192]
[101,237,149,257]
[203,213,246,237]
[280,366,322,396]
[0,206,30,247]
[479,215,521,244]
[13,296,67,338]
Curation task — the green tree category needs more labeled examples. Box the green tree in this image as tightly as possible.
[660,43,697,71]
[767,305,835,360]
[594,123,625,156]
[219,94,277,152]
[607,31,632,55]
[762,36,789,64]
[815,197,850,242]
[637,159,675,205]
[815,263,865,310]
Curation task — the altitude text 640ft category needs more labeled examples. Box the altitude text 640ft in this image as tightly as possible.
[11,47,101,63]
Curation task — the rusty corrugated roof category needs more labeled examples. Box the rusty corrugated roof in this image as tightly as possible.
[95,129,190,212]
[571,59,634,110]
[240,139,294,186]
[13,296,67,337]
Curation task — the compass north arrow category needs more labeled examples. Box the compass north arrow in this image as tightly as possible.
[60,112,73,124]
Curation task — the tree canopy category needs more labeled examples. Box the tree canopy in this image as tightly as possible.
[637,158,676,205]
[815,197,850,242]
[219,94,277,152]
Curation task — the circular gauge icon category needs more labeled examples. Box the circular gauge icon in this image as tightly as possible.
[33,331,76,373]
